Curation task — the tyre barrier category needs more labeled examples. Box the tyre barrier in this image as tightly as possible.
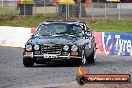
[93,32,132,56]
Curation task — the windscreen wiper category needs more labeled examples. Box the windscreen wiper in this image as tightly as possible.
[55,32,67,35]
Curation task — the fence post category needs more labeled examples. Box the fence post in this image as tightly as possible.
[44,0,46,16]
[66,4,68,20]
[56,4,58,16]
[92,3,94,20]
[118,2,121,20]
[68,4,69,17]
[34,3,36,16]
[4,1,6,16]
[14,1,16,16]
[2,0,4,7]
[79,1,81,18]
[105,2,107,20]
[24,2,26,17]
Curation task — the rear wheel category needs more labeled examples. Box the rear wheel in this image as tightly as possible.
[23,58,34,67]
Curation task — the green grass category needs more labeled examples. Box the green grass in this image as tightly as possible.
[0,16,132,33]
[0,16,45,27]
[88,20,132,33]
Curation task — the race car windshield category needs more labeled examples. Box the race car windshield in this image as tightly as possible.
[37,23,83,37]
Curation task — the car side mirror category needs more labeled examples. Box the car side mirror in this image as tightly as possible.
[30,33,35,38]
[83,31,92,39]
[86,30,92,37]
[87,32,92,37]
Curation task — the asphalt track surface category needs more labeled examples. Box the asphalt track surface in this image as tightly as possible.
[0,47,132,88]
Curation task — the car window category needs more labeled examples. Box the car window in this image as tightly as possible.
[37,23,83,37]
[37,23,67,36]
[67,24,83,36]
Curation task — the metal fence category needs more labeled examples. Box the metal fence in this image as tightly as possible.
[0,0,132,20]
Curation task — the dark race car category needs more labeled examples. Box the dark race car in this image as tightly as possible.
[23,21,96,67]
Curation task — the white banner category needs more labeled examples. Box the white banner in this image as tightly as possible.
[0,26,31,48]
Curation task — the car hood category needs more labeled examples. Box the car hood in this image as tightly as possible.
[27,35,86,45]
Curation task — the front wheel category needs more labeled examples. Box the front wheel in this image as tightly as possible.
[23,58,34,67]
[82,50,87,65]
[88,49,96,63]
[74,50,87,66]
[76,76,87,86]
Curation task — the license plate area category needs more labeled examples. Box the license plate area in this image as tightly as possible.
[43,54,57,58]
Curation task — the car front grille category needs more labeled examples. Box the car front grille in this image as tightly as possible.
[41,44,62,55]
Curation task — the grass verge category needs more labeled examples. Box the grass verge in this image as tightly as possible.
[0,16,132,33]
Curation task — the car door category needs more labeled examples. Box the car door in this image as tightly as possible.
[83,25,94,57]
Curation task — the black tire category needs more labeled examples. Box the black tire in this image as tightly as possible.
[75,59,82,66]
[76,76,87,86]
[23,58,34,67]
[75,50,87,66]
[88,50,96,63]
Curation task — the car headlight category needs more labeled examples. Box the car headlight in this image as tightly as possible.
[26,45,32,51]
[71,45,78,51]
[63,45,69,51]
[34,45,40,50]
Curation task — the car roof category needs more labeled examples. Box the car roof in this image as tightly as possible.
[39,20,85,25]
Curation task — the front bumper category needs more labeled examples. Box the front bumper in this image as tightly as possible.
[23,53,82,60]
